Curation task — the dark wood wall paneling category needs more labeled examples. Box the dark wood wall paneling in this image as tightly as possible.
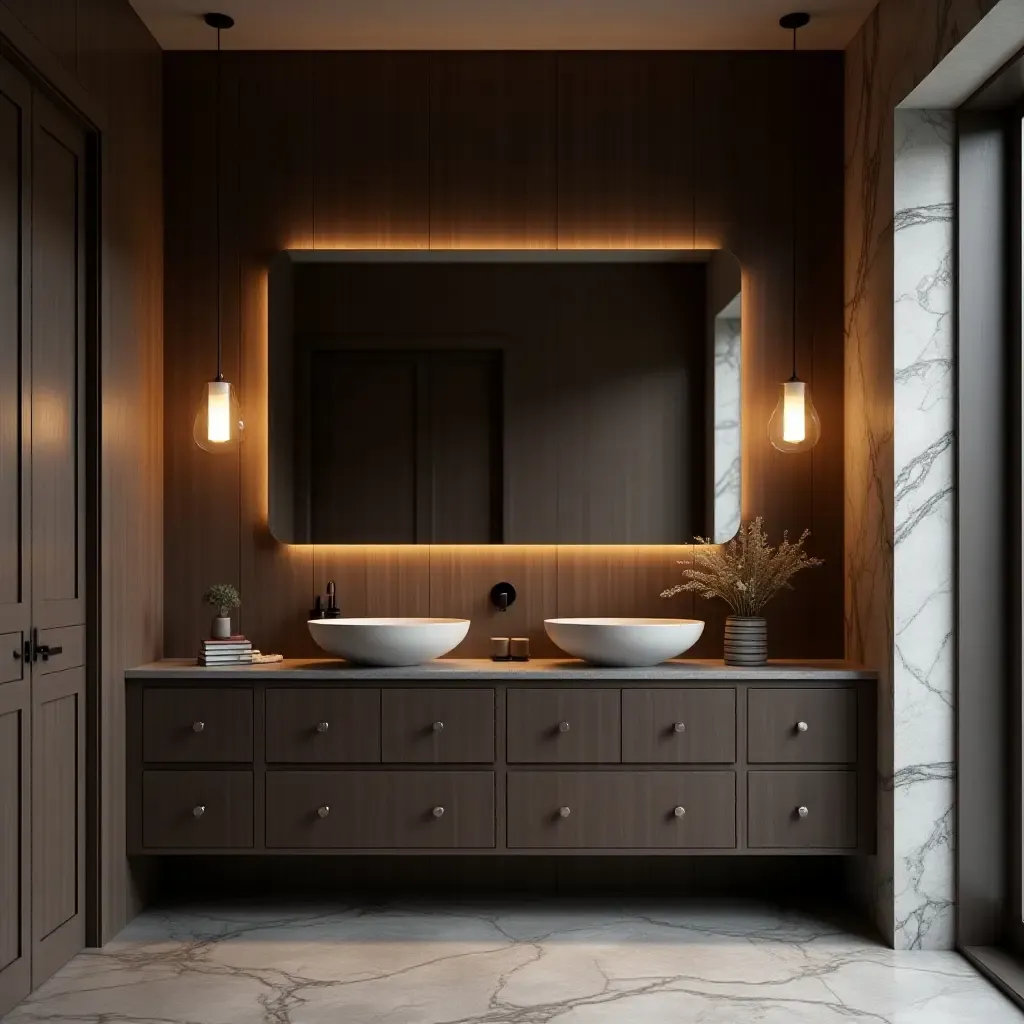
[0,0,164,948]
[162,51,844,662]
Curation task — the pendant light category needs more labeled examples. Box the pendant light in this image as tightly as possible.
[768,12,820,453]
[192,12,243,453]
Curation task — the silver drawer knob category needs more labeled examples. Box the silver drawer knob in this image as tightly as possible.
[432,721,444,733]
[316,721,330,733]
[558,721,570,733]
[192,805,205,818]
[558,806,571,818]
[796,721,808,733]
[317,805,330,819]
[674,806,686,818]
[432,805,445,818]
[192,721,205,733]
[673,722,686,733]
[797,805,809,818]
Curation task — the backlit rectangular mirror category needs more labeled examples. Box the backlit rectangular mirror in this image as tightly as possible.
[268,250,741,545]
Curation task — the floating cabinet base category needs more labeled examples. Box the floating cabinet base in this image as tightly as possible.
[125,665,876,858]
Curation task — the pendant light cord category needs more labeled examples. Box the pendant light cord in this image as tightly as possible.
[789,24,798,381]
[215,23,223,382]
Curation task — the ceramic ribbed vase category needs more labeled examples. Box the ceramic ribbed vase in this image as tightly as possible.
[724,615,767,666]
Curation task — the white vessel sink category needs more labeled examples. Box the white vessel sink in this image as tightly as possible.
[308,618,470,666]
[544,617,705,667]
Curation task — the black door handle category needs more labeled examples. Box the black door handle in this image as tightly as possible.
[32,629,63,662]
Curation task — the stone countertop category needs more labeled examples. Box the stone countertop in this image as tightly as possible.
[126,658,875,681]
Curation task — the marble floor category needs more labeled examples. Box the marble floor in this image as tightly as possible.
[4,901,1023,1024]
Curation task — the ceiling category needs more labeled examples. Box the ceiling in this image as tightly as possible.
[128,1,876,51]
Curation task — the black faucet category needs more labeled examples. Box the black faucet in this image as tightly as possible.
[490,581,517,612]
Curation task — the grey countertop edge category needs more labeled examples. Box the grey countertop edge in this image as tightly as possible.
[125,658,877,681]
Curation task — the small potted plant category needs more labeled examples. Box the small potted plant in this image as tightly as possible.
[204,583,241,640]
[661,517,822,666]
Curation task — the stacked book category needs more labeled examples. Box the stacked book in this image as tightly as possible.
[198,636,253,666]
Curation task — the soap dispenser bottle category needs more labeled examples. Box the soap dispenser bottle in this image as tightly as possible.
[324,580,341,618]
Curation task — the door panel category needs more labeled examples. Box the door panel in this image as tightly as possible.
[31,97,84,630]
[0,709,22,971]
[0,632,24,685]
[32,624,84,675]
[0,58,31,641]
[0,685,29,1016]
[32,667,84,986]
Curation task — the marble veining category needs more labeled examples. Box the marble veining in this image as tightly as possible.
[891,108,956,951]
[844,0,997,949]
[713,312,741,543]
[3,903,1019,1024]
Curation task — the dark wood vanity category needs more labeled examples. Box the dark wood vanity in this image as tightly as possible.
[126,661,875,857]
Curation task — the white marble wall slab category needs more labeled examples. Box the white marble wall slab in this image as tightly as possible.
[892,109,956,950]
[713,311,741,542]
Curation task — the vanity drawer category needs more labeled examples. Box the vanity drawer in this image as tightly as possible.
[381,688,494,763]
[266,688,380,763]
[621,688,736,763]
[747,687,857,764]
[265,770,495,849]
[142,770,253,849]
[142,687,253,762]
[747,770,857,849]
[507,688,620,763]
[507,771,735,849]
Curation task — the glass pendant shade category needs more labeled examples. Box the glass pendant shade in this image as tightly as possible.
[768,378,820,453]
[193,379,244,453]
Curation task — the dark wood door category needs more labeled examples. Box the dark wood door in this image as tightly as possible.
[0,56,32,1019]
[380,688,494,763]
[506,770,736,849]
[506,688,620,763]
[621,688,736,763]
[28,94,87,989]
[0,69,89,1011]
[265,770,495,849]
